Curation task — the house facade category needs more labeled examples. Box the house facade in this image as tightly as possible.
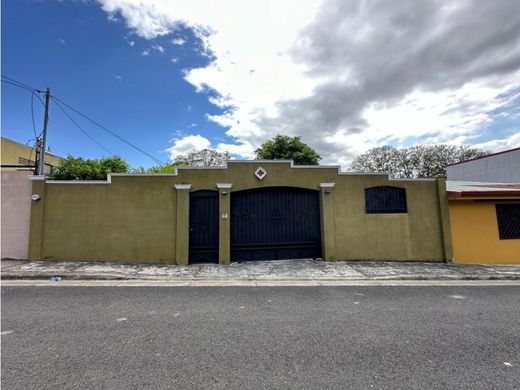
[447,182,520,264]
[1,136,62,174]
[28,161,452,265]
[446,147,520,264]
[446,147,520,183]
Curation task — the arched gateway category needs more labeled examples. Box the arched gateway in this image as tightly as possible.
[230,187,321,261]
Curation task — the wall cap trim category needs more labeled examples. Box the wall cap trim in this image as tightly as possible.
[174,184,192,190]
[319,182,336,188]
[34,161,439,185]
[29,176,46,181]
[216,183,233,189]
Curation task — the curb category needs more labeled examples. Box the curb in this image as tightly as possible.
[2,273,520,282]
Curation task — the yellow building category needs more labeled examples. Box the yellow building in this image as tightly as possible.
[1,137,62,174]
[448,182,520,264]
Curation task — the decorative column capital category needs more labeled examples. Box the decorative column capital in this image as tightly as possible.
[319,182,335,189]
[216,183,233,189]
[174,184,192,190]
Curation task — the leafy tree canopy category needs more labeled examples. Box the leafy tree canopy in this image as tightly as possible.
[51,155,130,180]
[173,148,231,167]
[350,144,488,178]
[132,164,176,174]
[133,149,231,173]
[255,135,321,165]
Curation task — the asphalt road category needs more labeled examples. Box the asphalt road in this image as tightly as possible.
[2,285,519,389]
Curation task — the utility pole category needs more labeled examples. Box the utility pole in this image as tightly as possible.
[38,87,50,176]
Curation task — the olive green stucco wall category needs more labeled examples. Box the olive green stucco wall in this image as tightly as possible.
[29,161,452,264]
[29,176,176,263]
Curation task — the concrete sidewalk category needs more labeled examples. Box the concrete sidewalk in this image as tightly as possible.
[1,259,520,282]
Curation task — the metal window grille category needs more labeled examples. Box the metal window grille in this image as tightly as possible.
[365,186,407,214]
[496,203,520,240]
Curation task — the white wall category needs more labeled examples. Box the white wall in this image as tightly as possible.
[1,171,32,259]
[447,149,520,183]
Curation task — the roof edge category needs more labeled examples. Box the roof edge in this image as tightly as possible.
[446,147,520,167]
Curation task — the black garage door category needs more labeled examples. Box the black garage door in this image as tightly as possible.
[189,190,219,263]
[231,187,322,261]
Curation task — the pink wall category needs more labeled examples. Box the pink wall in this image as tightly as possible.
[1,171,32,259]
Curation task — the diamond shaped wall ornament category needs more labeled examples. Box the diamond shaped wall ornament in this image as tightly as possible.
[255,167,267,180]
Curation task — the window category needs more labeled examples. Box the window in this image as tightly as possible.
[365,186,407,214]
[18,157,35,165]
[496,203,520,239]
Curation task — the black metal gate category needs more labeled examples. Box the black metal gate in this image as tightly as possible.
[189,190,219,263]
[231,187,321,261]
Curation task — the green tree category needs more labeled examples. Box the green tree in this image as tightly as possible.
[255,135,321,165]
[132,149,230,173]
[173,149,230,167]
[351,144,488,178]
[146,164,177,173]
[51,155,129,180]
[132,164,177,174]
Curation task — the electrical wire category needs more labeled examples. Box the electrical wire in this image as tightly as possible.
[27,139,38,172]
[31,92,38,139]
[51,96,114,156]
[1,75,43,93]
[3,75,165,166]
[1,78,36,93]
[51,95,166,166]
[2,78,46,106]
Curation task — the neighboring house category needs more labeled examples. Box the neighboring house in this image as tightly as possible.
[1,136,62,260]
[446,147,520,264]
[1,136,62,174]
[447,182,520,264]
[446,147,520,183]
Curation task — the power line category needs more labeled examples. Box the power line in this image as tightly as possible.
[51,95,165,166]
[3,75,165,166]
[51,96,114,156]
[31,92,38,139]
[2,78,36,93]
[2,78,46,106]
[27,139,38,173]
[1,75,43,93]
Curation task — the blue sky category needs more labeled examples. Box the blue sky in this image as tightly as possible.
[2,0,226,168]
[2,0,520,169]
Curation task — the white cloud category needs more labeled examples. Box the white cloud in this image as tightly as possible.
[98,0,520,167]
[114,74,122,80]
[171,37,186,45]
[141,49,150,56]
[96,0,321,125]
[216,139,255,159]
[361,78,519,143]
[170,57,178,63]
[107,13,120,22]
[473,132,520,152]
[58,38,66,45]
[127,40,135,46]
[151,44,164,53]
[166,134,211,159]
